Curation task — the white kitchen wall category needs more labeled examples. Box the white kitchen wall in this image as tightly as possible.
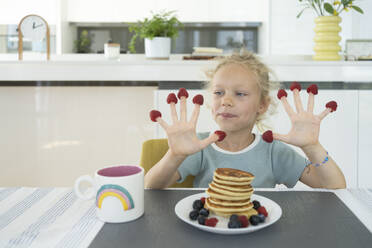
[67,0,269,22]
[0,1,371,55]
[0,0,58,24]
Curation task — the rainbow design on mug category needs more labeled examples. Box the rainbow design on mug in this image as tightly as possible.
[96,184,134,211]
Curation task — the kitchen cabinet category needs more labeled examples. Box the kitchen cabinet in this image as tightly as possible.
[155,89,359,188]
[358,91,372,188]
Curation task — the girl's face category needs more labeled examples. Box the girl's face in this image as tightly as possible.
[211,64,267,133]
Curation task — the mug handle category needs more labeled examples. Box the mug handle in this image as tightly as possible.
[74,175,95,200]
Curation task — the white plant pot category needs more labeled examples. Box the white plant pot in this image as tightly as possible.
[145,37,171,59]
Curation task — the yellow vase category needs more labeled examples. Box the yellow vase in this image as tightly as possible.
[313,16,342,61]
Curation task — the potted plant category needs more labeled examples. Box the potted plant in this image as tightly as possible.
[128,10,183,59]
[297,1,364,61]
[74,29,92,53]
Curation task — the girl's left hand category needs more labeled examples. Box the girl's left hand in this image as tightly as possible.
[265,83,337,149]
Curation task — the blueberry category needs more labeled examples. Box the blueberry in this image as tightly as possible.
[257,214,265,223]
[192,200,204,211]
[249,215,260,226]
[229,214,239,222]
[252,200,261,210]
[228,220,241,228]
[199,208,209,217]
[197,215,206,225]
[189,210,199,220]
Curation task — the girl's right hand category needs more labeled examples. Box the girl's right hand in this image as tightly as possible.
[150,88,223,157]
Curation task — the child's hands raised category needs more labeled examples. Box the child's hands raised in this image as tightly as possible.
[150,88,225,157]
[262,83,337,149]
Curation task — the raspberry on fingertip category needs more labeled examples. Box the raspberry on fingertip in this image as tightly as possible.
[192,94,204,105]
[214,130,226,142]
[177,88,189,99]
[149,110,162,122]
[307,84,318,95]
[326,101,337,112]
[290,81,301,92]
[167,93,178,104]
[262,130,273,143]
[277,89,287,99]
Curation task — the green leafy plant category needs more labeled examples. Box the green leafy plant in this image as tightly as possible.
[297,0,364,18]
[74,30,91,53]
[128,10,183,53]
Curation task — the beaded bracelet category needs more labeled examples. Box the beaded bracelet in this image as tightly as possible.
[308,152,329,167]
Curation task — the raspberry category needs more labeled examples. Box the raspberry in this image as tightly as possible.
[192,94,204,105]
[167,93,178,104]
[257,206,268,217]
[290,81,301,92]
[205,217,218,227]
[238,215,249,228]
[149,110,161,122]
[277,89,287,99]
[262,130,273,143]
[214,130,226,142]
[177,88,189,99]
[307,84,318,95]
[200,197,206,205]
[326,101,337,112]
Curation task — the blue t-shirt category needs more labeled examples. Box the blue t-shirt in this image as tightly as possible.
[177,132,309,188]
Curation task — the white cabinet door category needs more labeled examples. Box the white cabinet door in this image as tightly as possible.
[358,91,372,188]
[155,89,358,188]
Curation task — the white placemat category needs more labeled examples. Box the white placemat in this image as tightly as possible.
[0,187,104,248]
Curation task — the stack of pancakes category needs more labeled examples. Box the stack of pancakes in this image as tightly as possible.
[205,168,258,217]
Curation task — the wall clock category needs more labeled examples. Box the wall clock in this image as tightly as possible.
[18,14,50,60]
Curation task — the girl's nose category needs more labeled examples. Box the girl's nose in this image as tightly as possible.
[222,95,233,107]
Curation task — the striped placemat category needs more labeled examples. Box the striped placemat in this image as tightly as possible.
[0,187,104,248]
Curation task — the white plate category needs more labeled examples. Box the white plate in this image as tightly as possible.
[174,192,282,235]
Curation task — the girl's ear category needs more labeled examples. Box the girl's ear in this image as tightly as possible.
[258,96,270,115]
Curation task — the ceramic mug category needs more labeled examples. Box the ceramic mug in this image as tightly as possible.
[74,165,144,223]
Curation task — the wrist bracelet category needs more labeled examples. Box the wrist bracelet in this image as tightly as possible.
[309,151,329,167]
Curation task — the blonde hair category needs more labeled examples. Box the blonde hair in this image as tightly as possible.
[204,51,279,133]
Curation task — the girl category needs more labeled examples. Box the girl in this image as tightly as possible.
[145,52,346,189]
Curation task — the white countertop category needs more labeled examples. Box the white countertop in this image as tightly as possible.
[1,54,372,82]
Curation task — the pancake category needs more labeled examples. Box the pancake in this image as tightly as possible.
[215,168,254,182]
[210,208,258,218]
[205,198,253,213]
[208,197,251,207]
[206,188,252,201]
[208,183,253,197]
[213,175,253,186]
[209,181,253,192]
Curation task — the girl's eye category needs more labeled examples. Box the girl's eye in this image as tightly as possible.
[236,92,247,97]
[214,91,223,96]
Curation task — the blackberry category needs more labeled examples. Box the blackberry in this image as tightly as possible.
[197,215,206,225]
[192,200,204,211]
[228,220,241,228]
[189,210,199,221]
[249,215,260,226]
[252,200,261,210]
[199,208,209,217]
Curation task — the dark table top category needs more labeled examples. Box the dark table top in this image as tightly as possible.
[89,190,372,248]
